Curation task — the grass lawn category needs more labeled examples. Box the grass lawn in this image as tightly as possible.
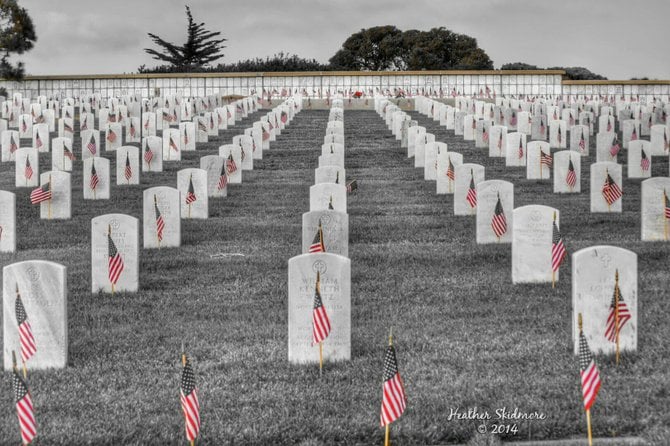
[0,107,668,445]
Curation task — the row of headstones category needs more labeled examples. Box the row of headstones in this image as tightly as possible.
[382,98,642,357]
[410,97,670,222]
[0,98,302,370]
[289,103,352,364]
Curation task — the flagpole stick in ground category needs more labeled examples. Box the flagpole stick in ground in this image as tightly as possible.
[48,174,52,220]
[384,327,393,446]
[615,269,620,366]
[319,341,323,376]
[578,313,593,446]
[664,190,668,241]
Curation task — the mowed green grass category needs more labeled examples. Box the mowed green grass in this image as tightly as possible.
[0,107,668,445]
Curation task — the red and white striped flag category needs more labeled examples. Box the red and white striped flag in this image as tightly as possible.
[216,161,228,191]
[10,134,18,153]
[579,328,601,411]
[602,172,622,205]
[107,229,125,286]
[34,132,42,149]
[169,136,179,152]
[154,196,165,242]
[604,280,632,343]
[16,288,37,363]
[13,363,37,444]
[631,127,638,141]
[30,183,51,205]
[446,158,455,181]
[566,158,577,189]
[185,176,197,204]
[466,171,477,208]
[491,194,507,238]
[540,150,552,168]
[518,138,524,159]
[551,219,567,273]
[124,152,132,181]
[609,137,620,158]
[380,340,407,427]
[129,121,136,138]
[578,131,586,152]
[90,161,99,190]
[640,149,650,172]
[106,128,117,143]
[309,221,325,253]
[143,145,154,165]
[87,135,97,155]
[63,145,75,161]
[226,153,237,175]
[540,118,546,136]
[664,189,670,220]
[81,116,88,131]
[180,354,201,443]
[311,272,331,345]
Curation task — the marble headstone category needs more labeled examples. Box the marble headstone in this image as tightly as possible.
[302,210,349,258]
[91,213,139,293]
[512,205,560,283]
[476,180,514,244]
[143,186,181,248]
[309,183,347,213]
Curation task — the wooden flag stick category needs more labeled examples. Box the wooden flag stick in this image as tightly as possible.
[586,409,593,446]
[615,269,620,366]
[319,341,323,376]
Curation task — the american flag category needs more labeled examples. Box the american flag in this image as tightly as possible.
[578,131,586,152]
[63,122,74,134]
[226,153,237,174]
[180,354,201,443]
[281,111,288,124]
[13,364,37,445]
[665,189,670,220]
[466,172,477,208]
[143,145,154,164]
[602,172,623,205]
[640,149,650,172]
[578,328,601,411]
[90,161,99,190]
[491,194,507,238]
[107,228,124,286]
[154,196,165,242]
[124,153,132,181]
[664,130,669,153]
[518,138,524,159]
[380,341,407,427]
[217,163,228,190]
[447,157,456,181]
[497,132,502,152]
[162,111,173,123]
[217,112,223,126]
[81,116,88,131]
[471,118,476,130]
[553,109,558,120]
[185,176,197,204]
[35,132,43,149]
[482,128,489,143]
[606,120,612,132]
[226,108,232,120]
[209,114,215,130]
[240,143,246,162]
[309,221,325,253]
[197,120,207,132]
[311,272,331,345]
[63,144,75,161]
[557,126,562,145]
[540,118,546,135]
[143,116,149,130]
[609,137,621,158]
[169,136,179,152]
[605,279,632,343]
[631,127,638,141]
[551,219,567,272]
[540,150,552,168]
[108,112,117,123]
[106,128,117,143]
[262,127,270,141]
[30,183,51,205]
[10,134,18,153]
[184,129,190,146]
[21,118,27,133]
[129,121,136,138]
[16,289,37,363]
[346,179,358,194]
[511,111,517,126]
[24,157,33,180]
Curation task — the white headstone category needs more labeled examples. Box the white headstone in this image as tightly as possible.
[115,146,140,186]
[591,162,622,212]
[649,125,669,156]
[91,214,139,293]
[177,168,208,219]
[436,151,463,195]
[1,130,19,162]
[627,140,652,179]
[549,120,567,149]
[505,132,526,166]
[512,205,561,283]
[3,260,67,370]
[315,166,346,185]
[32,123,49,153]
[454,164,485,216]
[143,186,181,249]
[526,141,552,180]
[142,136,163,172]
[640,177,670,241]
[622,120,640,149]
[476,180,514,244]
[287,253,351,363]
[15,147,38,188]
[83,157,110,200]
[37,171,70,220]
[572,246,637,355]
[309,183,347,213]
[233,135,254,170]
[553,150,580,193]
[0,191,16,252]
[302,210,349,258]
[489,125,507,157]
[200,155,228,198]
[81,130,100,161]
[569,125,590,156]
[162,128,181,162]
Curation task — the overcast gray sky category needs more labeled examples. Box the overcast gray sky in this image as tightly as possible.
[15,0,670,80]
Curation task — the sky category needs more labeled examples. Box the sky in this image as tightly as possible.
[13,0,670,80]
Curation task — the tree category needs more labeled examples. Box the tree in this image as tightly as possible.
[329,26,404,71]
[330,26,493,71]
[144,5,226,71]
[548,66,607,80]
[500,62,540,70]
[0,0,36,80]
